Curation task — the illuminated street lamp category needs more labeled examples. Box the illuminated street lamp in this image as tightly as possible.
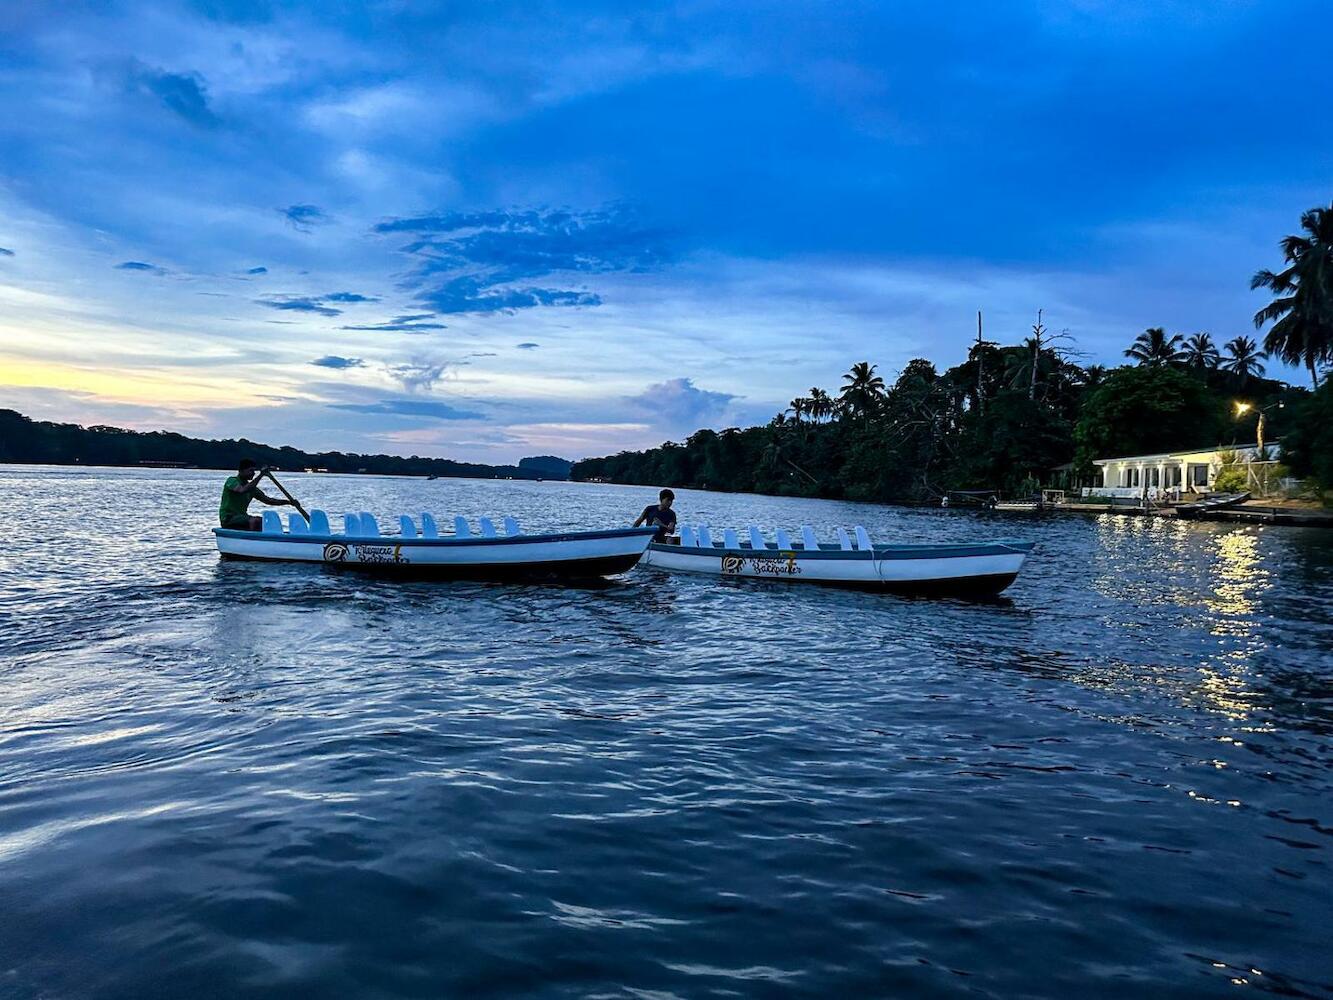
[1233,400,1283,455]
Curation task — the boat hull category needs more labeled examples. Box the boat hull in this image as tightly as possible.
[641,539,1033,597]
[214,526,656,581]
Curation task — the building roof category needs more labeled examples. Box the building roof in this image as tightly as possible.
[1093,441,1275,465]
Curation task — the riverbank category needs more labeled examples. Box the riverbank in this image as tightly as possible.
[1004,499,1333,527]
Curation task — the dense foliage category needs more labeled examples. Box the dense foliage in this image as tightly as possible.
[0,409,546,480]
[574,342,1305,503]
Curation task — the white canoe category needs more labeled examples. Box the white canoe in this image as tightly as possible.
[215,510,656,581]
[641,525,1034,597]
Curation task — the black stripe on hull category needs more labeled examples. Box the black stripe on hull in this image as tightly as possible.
[219,551,646,581]
[697,570,1021,599]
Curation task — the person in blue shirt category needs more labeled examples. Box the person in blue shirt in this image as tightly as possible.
[633,489,677,541]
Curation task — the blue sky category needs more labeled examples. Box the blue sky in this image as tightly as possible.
[0,1,1329,462]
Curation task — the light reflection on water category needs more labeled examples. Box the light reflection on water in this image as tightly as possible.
[0,466,1331,998]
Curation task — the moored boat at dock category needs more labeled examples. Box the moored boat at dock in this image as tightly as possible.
[214,510,657,580]
[641,525,1034,597]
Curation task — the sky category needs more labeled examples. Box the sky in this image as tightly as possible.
[0,1,1330,463]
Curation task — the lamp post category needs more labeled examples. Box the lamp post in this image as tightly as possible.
[1233,400,1283,455]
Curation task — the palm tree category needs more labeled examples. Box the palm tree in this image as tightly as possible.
[1222,336,1266,382]
[1182,332,1220,370]
[787,397,807,424]
[807,387,834,422]
[1251,203,1333,388]
[1124,327,1187,366]
[839,362,886,417]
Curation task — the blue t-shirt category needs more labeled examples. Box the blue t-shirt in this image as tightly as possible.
[642,504,677,540]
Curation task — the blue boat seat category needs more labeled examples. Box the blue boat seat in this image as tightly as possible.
[343,513,360,535]
[359,512,380,537]
[748,525,766,550]
[503,516,521,536]
[454,516,471,539]
[309,509,331,535]
[479,517,498,538]
[854,525,873,551]
[698,526,715,548]
[399,515,417,537]
[287,512,309,533]
[723,528,740,549]
[836,527,853,550]
[800,525,819,550]
[421,513,439,538]
[679,526,698,547]
[776,528,794,550]
[261,510,283,534]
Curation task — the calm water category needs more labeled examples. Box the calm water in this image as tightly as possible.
[1,466,1331,998]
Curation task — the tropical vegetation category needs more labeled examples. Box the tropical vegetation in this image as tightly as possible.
[575,204,1333,503]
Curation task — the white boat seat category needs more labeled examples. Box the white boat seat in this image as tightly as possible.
[723,528,740,549]
[261,510,283,534]
[343,513,360,535]
[775,528,794,550]
[454,516,471,539]
[836,527,853,550]
[421,513,439,538]
[287,512,309,533]
[854,525,873,551]
[479,517,498,538]
[359,512,380,537]
[308,509,331,535]
[399,515,417,537]
[800,525,820,551]
[503,516,521,536]
[698,526,715,548]
[748,525,767,550]
[679,526,698,548]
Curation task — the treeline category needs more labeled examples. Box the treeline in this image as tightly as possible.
[575,203,1333,502]
[0,409,546,481]
[574,339,1326,502]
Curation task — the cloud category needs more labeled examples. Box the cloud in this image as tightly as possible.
[281,204,330,232]
[374,205,670,315]
[115,261,167,275]
[627,377,740,426]
[516,342,539,349]
[387,360,453,392]
[246,266,267,275]
[257,292,377,316]
[311,355,365,369]
[329,398,481,421]
[0,248,14,257]
[115,59,220,128]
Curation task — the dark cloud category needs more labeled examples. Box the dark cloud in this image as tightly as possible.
[329,398,480,421]
[246,266,267,275]
[115,260,166,274]
[311,355,365,369]
[373,205,670,315]
[281,204,330,232]
[0,248,14,257]
[627,378,739,426]
[340,320,448,332]
[117,59,219,128]
[516,342,539,350]
[258,292,377,317]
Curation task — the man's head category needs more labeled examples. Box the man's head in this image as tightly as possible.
[238,458,258,482]
[659,488,674,509]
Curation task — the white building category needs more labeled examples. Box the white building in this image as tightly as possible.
[1090,442,1276,498]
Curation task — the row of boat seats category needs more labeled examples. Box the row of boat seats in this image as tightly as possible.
[333,512,522,538]
[677,524,877,551]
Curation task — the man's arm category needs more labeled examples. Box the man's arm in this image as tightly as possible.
[632,505,650,527]
[253,489,291,506]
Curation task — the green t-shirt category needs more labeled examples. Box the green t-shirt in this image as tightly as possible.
[219,476,256,524]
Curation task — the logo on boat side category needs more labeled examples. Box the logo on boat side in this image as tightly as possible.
[720,553,801,576]
[323,542,348,562]
[353,543,409,565]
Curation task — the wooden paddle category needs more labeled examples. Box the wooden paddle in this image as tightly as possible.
[262,469,310,521]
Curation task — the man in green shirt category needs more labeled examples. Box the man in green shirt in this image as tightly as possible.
[219,459,293,530]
